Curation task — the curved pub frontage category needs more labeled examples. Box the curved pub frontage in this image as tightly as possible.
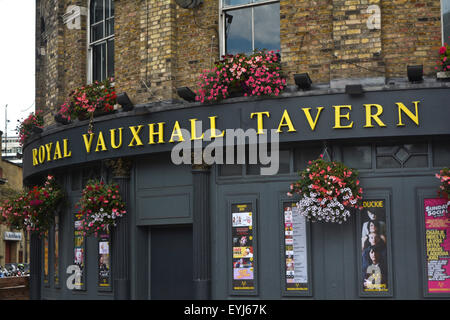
[24,85,450,299]
[28,0,450,300]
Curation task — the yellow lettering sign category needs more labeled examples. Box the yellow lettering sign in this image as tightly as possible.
[396,101,420,126]
[250,111,270,134]
[277,109,296,133]
[333,105,353,129]
[302,107,324,131]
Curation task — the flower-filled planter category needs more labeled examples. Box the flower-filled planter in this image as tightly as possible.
[287,156,363,224]
[436,43,450,79]
[435,168,450,199]
[195,50,287,103]
[16,110,44,147]
[0,175,64,236]
[57,78,117,122]
[76,180,126,237]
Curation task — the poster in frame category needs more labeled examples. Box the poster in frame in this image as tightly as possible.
[279,196,312,297]
[228,197,258,296]
[357,194,393,297]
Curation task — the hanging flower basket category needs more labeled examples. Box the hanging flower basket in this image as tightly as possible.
[287,156,363,224]
[435,168,450,199]
[0,175,64,236]
[75,179,126,237]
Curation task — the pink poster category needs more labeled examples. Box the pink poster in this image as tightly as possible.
[424,198,450,293]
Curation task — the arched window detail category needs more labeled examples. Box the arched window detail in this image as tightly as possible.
[89,0,114,82]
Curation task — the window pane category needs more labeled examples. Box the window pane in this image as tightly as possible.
[107,39,114,79]
[376,156,400,168]
[225,8,252,54]
[403,143,427,154]
[91,22,104,42]
[433,140,450,167]
[376,145,397,155]
[220,164,243,176]
[443,0,450,44]
[106,18,114,37]
[223,0,252,7]
[110,0,114,17]
[91,0,104,23]
[404,155,428,168]
[105,0,111,18]
[247,149,290,175]
[294,146,322,171]
[342,145,372,169]
[254,3,280,52]
[93,43,106,81]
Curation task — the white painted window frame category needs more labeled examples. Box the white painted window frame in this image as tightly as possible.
[87,0,114,84]
[442,0,450,45]
[218,0,279,57]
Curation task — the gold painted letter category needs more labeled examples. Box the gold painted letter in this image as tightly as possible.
[110,128,123,149]
[333,105,353,129]
[32,148,38,166]
[209,116,225,138]
[45,143,53,162]
[364,104,386,128]
[129,125,144,147]
[277,110,297,133]
[63,139,72,158]
[302,107,324,131]
[190,119,204,140]
[53,141,62,160]
[38,145,45,164]
[396,101,420,126]
[250,111,270,134]
[169,121,185,143]
[82,133,95,153]
[149,122,165,144]
[95,131,107,152]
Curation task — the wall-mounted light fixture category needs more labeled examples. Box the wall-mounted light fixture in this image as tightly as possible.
[345,84,364,96]
[294,73,312,90]
[407,65,423,82]
[177,87,197,102]
[117,92,134,111]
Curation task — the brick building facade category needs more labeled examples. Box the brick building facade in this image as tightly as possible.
[29,0,450,300]
[36,0,444,122]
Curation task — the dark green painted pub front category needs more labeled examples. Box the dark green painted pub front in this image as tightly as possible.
[23,84,450,300]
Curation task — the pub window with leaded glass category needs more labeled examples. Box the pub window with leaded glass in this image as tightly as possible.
[89,0,114,82]
[220,0,280,55]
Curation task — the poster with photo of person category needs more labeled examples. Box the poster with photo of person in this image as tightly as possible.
[360,200,389,292]
[98,232,111,288]
[231,203,255,291]
[74,213,86,290]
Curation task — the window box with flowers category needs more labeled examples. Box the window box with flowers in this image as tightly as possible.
[0,175,64,237]
[287,156,364,224]
[56,78,118,123]
[194,50,287,103]
[436,43,450,79]
[16,110,44,147]
[75,179,126,237]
